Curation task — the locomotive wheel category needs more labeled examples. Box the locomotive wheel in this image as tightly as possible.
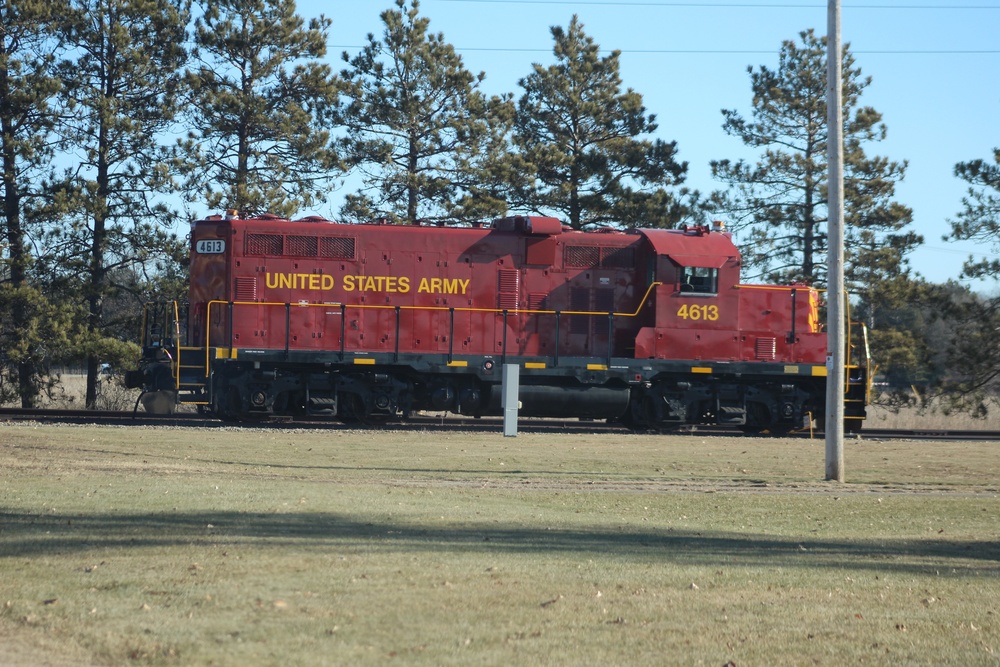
[640,389,688,433]
[140,390,176,415]
[210,385,244,422]
[337,393,369,424]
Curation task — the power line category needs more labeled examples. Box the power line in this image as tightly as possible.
[920,244,1000,258]
[433,0,1000,8]
[331,45,1000,55]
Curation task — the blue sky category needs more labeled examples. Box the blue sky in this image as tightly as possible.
[299,0,999,289]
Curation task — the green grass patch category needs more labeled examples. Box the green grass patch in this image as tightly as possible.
[1,424,998,666]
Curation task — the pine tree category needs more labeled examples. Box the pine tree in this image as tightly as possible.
[513,15,687,230]
[931,285,1000,416]
[710,30,921,388]
[0,0,66,406]
[446,91,527,223]
[947,148,1000,279]
[178,0,341,218]
[711,29,919,288]
[932,149,1000,413]
[52,0,190,408]
[336,0,510,225]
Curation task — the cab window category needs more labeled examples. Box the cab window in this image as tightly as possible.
[680,266,718,294]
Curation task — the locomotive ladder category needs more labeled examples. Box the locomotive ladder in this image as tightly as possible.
[174,345,211,406]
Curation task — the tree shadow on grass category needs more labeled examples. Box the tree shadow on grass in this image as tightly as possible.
[1,509,997,576]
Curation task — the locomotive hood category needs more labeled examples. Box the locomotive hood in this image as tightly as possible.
[637,226,740,268]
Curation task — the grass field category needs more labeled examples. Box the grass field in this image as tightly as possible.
[1,423,998,666]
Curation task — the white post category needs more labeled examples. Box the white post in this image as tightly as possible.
[502,363,519,437]
[825,0,846,482]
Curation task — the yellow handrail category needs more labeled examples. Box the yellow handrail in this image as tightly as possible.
[201,282,664,376]
[172,301,182,391]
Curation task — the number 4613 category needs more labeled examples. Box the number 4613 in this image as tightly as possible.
[676,304,719,321]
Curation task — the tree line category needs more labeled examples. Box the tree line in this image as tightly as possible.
[1,0,998,414]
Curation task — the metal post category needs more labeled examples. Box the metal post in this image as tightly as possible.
[284,303,291,357]
[606,312,614,367]
[501,310,508,365]
[554,311,560,367]
[339,303,346,360]
[448,307,455,363]
[394,305,400,362]
[825,0,846,482]
[502,363,520,437]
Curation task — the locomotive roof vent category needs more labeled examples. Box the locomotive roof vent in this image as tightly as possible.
[491,215,563,236]
[681,220,729,236]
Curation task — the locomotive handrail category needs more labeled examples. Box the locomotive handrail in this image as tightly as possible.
[169,301,182,391]
[734,284,812,291]
[848,319,874,401]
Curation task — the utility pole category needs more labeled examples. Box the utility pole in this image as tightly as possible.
[825,0,846,482]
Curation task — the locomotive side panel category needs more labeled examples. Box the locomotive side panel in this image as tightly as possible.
[220,221,358,351]
[736,285,827,365]
[189,222,232,348]
[518,233,647,359]
[223,221,495,356]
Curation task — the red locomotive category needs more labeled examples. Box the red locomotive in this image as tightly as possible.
[127,212,871,432]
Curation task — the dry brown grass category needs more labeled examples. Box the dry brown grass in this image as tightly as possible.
[867,398,1000,431]
[2,374,141,412]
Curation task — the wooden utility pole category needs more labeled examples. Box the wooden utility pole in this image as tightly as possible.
[825,0,846,481]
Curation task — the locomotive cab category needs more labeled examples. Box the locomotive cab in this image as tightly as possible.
[627,224,833,432]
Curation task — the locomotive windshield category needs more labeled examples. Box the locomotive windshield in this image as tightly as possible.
[680,266,718,294]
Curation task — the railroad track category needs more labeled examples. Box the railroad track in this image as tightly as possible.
[3,407,1000,441]
[857,428,1000,441]
[0,408,623,433]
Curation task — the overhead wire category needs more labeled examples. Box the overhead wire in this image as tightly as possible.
[328,45,1000,55]
[433,0,1000,8]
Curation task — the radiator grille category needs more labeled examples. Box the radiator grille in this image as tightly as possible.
[246,233,282,255]
[528,293,547,310]
[755,337,777,360]
[244,234,356,259]
[497,270,520,310]
[602,246,635,268]
[565,245,601,268]
[565,245,636,268]
[235,277,257,301]
[286,235,318,257]
[320,236,356,259]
